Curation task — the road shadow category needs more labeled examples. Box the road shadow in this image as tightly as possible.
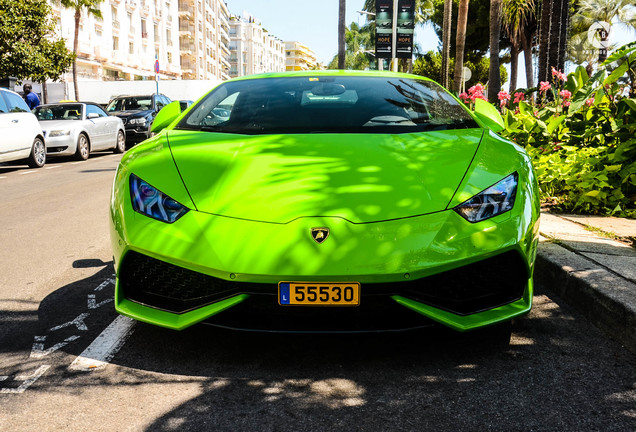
[3,269,635,431]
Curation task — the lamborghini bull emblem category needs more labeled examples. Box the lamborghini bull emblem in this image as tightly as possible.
[311,227,330,244]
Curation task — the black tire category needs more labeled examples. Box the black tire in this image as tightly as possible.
[27,136,46,168]
[75,133,90,161]
[114,130,126,153]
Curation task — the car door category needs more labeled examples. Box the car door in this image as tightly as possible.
[85,104,110,150]
[0,90,35,155]
[93,104,120,149]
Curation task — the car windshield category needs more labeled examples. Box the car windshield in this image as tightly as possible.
[106,97,153,112]
[34,104,84,120]
[177,76,478,135]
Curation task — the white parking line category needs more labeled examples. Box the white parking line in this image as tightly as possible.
[68,316,136,371]
[18,171,36,175]
[44,165,61,170]
[70,161,84,165]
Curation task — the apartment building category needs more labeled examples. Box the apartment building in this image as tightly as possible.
[49,0,231,85]
[177,0,231,80]
[284,41,317,71]
[228,15,285,78]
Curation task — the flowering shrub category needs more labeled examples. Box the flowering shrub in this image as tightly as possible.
[496,42,636,217]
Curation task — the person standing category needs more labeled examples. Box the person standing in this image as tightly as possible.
[23,83,41,110]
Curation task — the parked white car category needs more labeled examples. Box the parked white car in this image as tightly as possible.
[0,88,46,167]
[34,102,126,160]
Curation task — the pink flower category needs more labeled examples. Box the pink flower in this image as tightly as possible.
[498,91,511,102]
[585,98,594,107]
[459,92,469,102]
[563,101,571,107]
[551,67,567,82]
[559,90,572,99]
[539,81,551,92]
[513,92,525,103]
[534,111,539,117]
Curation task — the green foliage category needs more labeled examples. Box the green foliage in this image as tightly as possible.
[413,51,508,87]
[497,43,636,217]
[0,0,74,81]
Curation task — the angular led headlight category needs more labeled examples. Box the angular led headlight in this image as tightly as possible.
[48,130,71,137]
[129,174,189,223]
[454,172,518,223]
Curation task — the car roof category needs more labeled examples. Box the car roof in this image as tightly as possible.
[228,70,436,83]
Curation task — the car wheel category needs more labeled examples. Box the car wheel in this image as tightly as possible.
[27,137,46,168]
[114,130,125,153]
[75,133,90,161]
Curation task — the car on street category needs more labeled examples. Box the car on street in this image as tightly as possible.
[0,87,47,168]
[34,102,126,160]
[105,94,171,147]
[109,71,540,342]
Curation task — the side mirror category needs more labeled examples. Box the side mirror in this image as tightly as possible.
[87,113,99,119]
[473,98,505,133]
[150,101,182,134]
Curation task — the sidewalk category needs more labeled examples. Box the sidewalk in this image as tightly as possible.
[535,211,636,353]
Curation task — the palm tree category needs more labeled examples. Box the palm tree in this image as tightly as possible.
[569,0,636,71]
[538,0,568,84]
[502,0,536,91]
[441,0,453,87]
[452,0,470,93]
[338,0,346,69]
[61,0,103,101]
[488,0,503,102]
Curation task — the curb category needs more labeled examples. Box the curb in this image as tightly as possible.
[535,240,636,355]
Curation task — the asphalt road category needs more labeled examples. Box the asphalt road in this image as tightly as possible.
[1,154,635,431]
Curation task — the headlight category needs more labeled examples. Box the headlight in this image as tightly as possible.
[130,174,189,223]
[454,172,518,223]
[129,118,147,125]
[48,130,71,137]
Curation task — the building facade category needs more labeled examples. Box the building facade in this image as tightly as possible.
[177,0,231,80]
[49,0,231,88]
[284,41,317,71]
[228,15,285,78]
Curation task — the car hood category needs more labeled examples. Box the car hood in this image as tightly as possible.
[110,110,152,118]
[39,119,82,130]
[166,129,484,224]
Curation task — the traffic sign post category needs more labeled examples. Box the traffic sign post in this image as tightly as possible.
[154,59,159,94]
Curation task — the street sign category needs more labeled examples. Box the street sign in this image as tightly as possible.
[154,59,160,74]
[375,0,393,59]
[395,0,415,59]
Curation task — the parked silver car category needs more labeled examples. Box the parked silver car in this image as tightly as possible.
[0,88,46,167]
[34,103,126,160]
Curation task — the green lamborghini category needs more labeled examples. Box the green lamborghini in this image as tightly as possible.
[109,71,540,338]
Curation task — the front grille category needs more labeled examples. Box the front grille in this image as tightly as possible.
[119,251,267,313]
[393,250,528,315]
[119,250,528,317]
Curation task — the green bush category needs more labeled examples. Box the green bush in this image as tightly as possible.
[497,42,636,218]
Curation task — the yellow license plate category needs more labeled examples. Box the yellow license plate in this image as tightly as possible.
[278,282,360,306]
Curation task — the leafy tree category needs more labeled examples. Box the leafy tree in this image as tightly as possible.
[328,22,375,70]
[0,0,74,82]
[60,0,103,100]
[413,50,508,88]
